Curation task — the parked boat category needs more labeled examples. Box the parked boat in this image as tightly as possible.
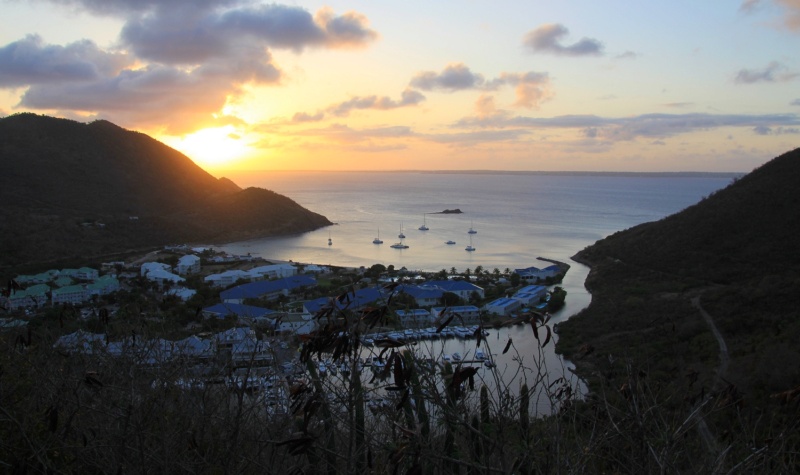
[451,352,462,362]
[390,241,409,249]
[468,220,477,234]
[475,349,487,360]
[445,240,456,245]
[418,214,429,231]
[398,223,406,239]
[465,234,475,252]
[373,228,383,244]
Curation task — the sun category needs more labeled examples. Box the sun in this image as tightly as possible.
[164,126,249,169]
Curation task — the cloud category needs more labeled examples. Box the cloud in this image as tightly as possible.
[739,0,763,13]
[2,2,377,132]
[427,129,531,144]
[292,111,325,123]
[615,51,638,60]
[663,102,694,108]
[410,63,485,91]
[740,0,800,32]
[734,61,798,83]
[327,89,425,117]
[18,61,275,133]
[522,24,604,57]
[0,35,132,87]
[456,112,800,142]
[409,64,552,108]
[753,125,800,135]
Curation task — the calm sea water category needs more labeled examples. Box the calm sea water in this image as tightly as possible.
[215,171,735,412]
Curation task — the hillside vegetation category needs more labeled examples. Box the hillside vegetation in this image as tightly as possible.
[0,114,331,273]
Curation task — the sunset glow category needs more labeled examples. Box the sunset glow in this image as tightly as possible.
[1,1,799,172]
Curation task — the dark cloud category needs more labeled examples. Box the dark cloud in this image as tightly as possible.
[522,24,604,57]
[410,63,485,91]
[457,112,800,142]
[409,64,551,107]
[427,129,530,144]
[0,35,131,87]
[734,61,798,83]
[753,125,800,135]
[2,2,377,131]
[327,89,425,117]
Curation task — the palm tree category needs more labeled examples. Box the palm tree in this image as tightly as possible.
[450,267,457,275]
[493,268,501,278]
[474,265,484,276]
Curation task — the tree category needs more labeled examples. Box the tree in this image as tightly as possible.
[493,268,501,278]
[441,291,462,306]
[510,273,521,287]
[474,265,483,277]
[450,267,457,275]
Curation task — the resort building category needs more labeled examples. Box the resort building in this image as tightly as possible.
[202,303,276,322]
[3,284,50,310]
[513,285,548,306]
[204,270,252,287]
[483,297,522,316]
[420,280,485,301]
[303,287,382,315]
[430,305,481,322]
[396,309,433,326]
[394,285,443,307]
[220,275,317,304]
[514,265,561,283]
[176,254,201,275]
[247,264,297,279]
[52,284,91,306]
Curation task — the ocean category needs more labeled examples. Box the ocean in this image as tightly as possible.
[214,170,736,411]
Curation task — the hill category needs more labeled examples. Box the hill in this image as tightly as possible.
[557,147,800,403]
[0,113,332,273]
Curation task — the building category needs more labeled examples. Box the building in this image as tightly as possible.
[202,303,276,322]
[176,254,201,275]
[420,280,485,301]
[52,284,91,306]
[483,297,522,316]
[248,264,297,279]
[396,309,433,326]
[3,284,50,310]
[303,287,382,315]
[430,305,481,322]
[204,270,252,287]
[514,265,561,283]
[220,275,316,304]
[394,285,443,307]
[513,285,548,306]
[141,262,171,277]
[87,275,120,297]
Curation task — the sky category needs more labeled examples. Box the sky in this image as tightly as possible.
[1,1,799,173]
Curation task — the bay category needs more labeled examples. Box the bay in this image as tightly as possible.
[215,171,736,412]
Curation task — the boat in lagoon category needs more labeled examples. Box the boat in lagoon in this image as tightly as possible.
[451,352,462,362]
[418,214,429,231]
[475,349,487,360]
[468,220,477,234]
[398,223,406,239]
[390,241,409,249]
[465,234,475,252]
[373,228,383,244]
[445,240,456,245]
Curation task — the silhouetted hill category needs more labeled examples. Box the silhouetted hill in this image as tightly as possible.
[557,147,800,402]
[0,113,331,271]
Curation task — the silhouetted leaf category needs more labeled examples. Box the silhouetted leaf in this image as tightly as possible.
[542,326,552,348]
[503,338,513,354]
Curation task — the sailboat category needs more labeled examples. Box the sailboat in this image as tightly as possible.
[468,220,477,234]
[398,223,406,239]
[328,231,332,246]
[465,233,475,252]
[373,228,383,244]
[418,214,429,231]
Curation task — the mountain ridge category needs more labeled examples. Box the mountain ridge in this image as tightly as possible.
[0,113,332,273]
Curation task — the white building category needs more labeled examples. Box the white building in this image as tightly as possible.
[248,264,297,279]
[204,270,252,287]
[52,284,91,306]
[141,262,171,277]
[176,254,201,275]
[144,269,185,285]
[396,309,433,326]
[430,305,481,322]
[483,298,522,316]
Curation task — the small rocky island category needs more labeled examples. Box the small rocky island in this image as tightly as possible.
[434,208,463,214]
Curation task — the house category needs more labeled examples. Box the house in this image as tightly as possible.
[393,285,442,307]
[58,267,99,281]
[483,297,522,316]
[272,312,316,335]
[303,264,330,274]
[172,335,214,361]
[396,309,433,326]
[303,287,382,315]
[248,264,297,279]
[204,270,252,287]
[220,275,316,304]
[87,275,120,297]
[513,285,548,305]
[4,284,50,310]
[176,254,201,275]
[144,268,185,285]
[141,262,171,277]
[53,330,106,354]
[430,305,481,322]
[420,280,485,301]
[514,265,561,283]
[52,284,91,306]
[166,287,197,301]
[14,270,59,285]
[202,303,276,322]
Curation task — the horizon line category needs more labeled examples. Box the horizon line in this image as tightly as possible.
[211,169,745,177]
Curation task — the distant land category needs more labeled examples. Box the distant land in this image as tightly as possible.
[220,169,744,178]
[0,114,331,274]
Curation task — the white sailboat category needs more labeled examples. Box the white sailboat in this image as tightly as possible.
[328,231,332,246]
[418,214,429,231]
[398,223,406,239]
[468,220,477,234]
[373,228,383,244]
[465,233,475,252]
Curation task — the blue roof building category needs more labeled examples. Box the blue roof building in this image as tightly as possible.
[202,303,276,321]
[304,287,382,315]
[220,275,316,303]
